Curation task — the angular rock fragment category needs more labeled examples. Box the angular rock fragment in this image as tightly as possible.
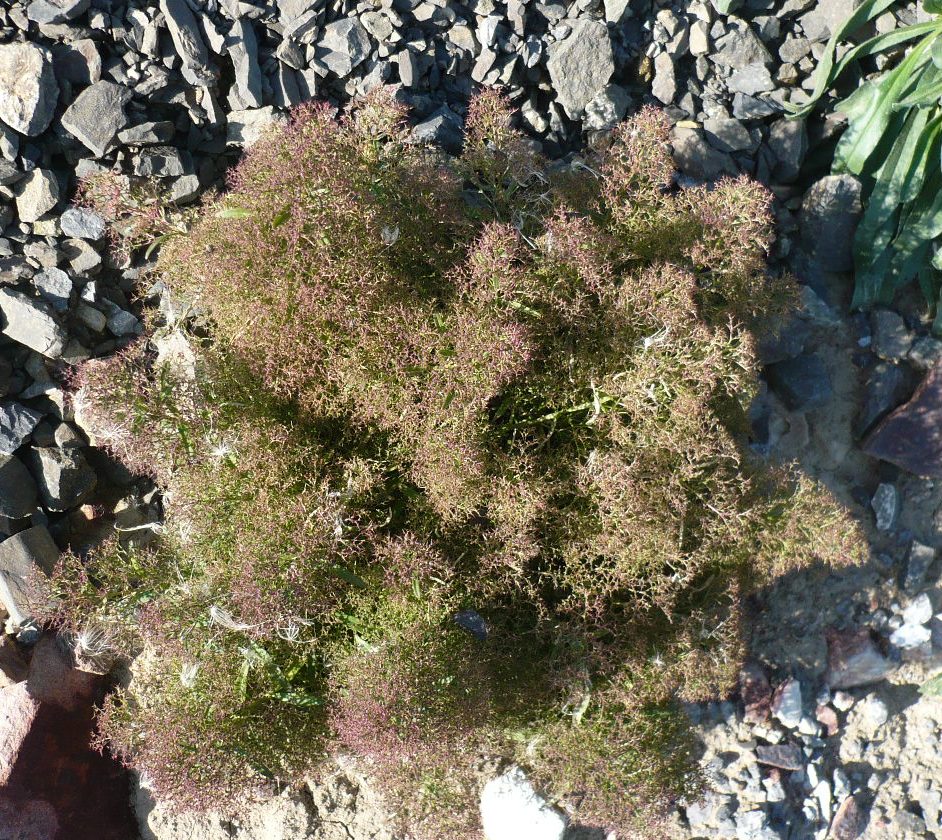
[60,207,105,241]
[26,0,89,24]
[0,637,27,688]
[160,0,215,85]
[0,526,58,627]
[14,168,59,223]
[0,682,40,785]
[765,352,832,411]
[755,743,803,770]
[0,454,37,519]
[864,365,942,476]
[50,39,101,85]
[226,107,287,147]
[61,81,132,157]
[826,628,893,689]
[0,43,59,136]
[800,174,862,272]
[316,19,372,77]
[228,19,263,108]
[546,19,614,120]
[32,267,72,312]
[0,288,67,358]
[0,403,43,455]
[27,447,97,512]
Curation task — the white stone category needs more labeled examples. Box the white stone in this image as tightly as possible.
[773,678,802,728]
[903,593,933,626]
[480,768,566,840]
[890,622,932,649]
[871,482,898,531]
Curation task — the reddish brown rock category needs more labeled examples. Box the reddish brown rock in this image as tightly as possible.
[755,743,804,770]
[739,661,772,723]
[26,635,97,711]
[0,681,40,785]
[815,703,839,736]
[0,634,138,839]
[864,364,942,476]
[831,795,868,840]
[826,628,894,689]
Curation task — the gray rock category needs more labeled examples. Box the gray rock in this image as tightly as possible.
[228,19,263,109]
[14,168,59,223]
[410,106,464,154]
[50,39,101,86]
[134,146,187,178]
[703,116,753,152]
[583,84,631,131]
[0,455,37,519]
[60,207,105,241]
[160,0,215,85]
[26,0,89,24]
[603,0,630,22]
[27,447,97,512]
[771,677,802,728]
[672,127,735,180]
[732,93,779,120]
[712,23,773,69]
[800,0,859,42]
[765,352,832,411]
[117,121,175,145]
[0,43,59,137]
[0,159,22,186]
[870,482,898,531]
[226,107,287,147]
[903,541,936,594]
[61,81,132,157]
[652,52,676,105]
[0,526,58,627]
[547,19,614,120]
[0,288,67,358]
[890,621,931,648]
[317,18,372,77]
[756,744,803,770]
[106,308,140,337]
[32,267,72,312]
[800,174,862,272]
[860,695,889,727]
[61,238,101,275]
[169,174,201,205]
[0,403,43,455]
[75,303,106,333]
[871,309,911,360]
[768,118,807,183]
[728,62,775,96]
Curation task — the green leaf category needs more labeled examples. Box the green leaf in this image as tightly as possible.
[927,0,942,13]
[331,564,369,589]
[786,0,914,119]
[271,205,292,227]
[834,35,936,175]
[269,690,323,708]
[921,672,942,696]
[216,206,254,219]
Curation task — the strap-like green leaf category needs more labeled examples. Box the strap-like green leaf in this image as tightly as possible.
[786,0,917,118]
[834,36,936,174]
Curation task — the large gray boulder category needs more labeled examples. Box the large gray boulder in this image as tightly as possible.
[0,403,43,455]
[0,43,58,136]
[546,19,614,120]
[14,168,59,223]
[800,174,863,272]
